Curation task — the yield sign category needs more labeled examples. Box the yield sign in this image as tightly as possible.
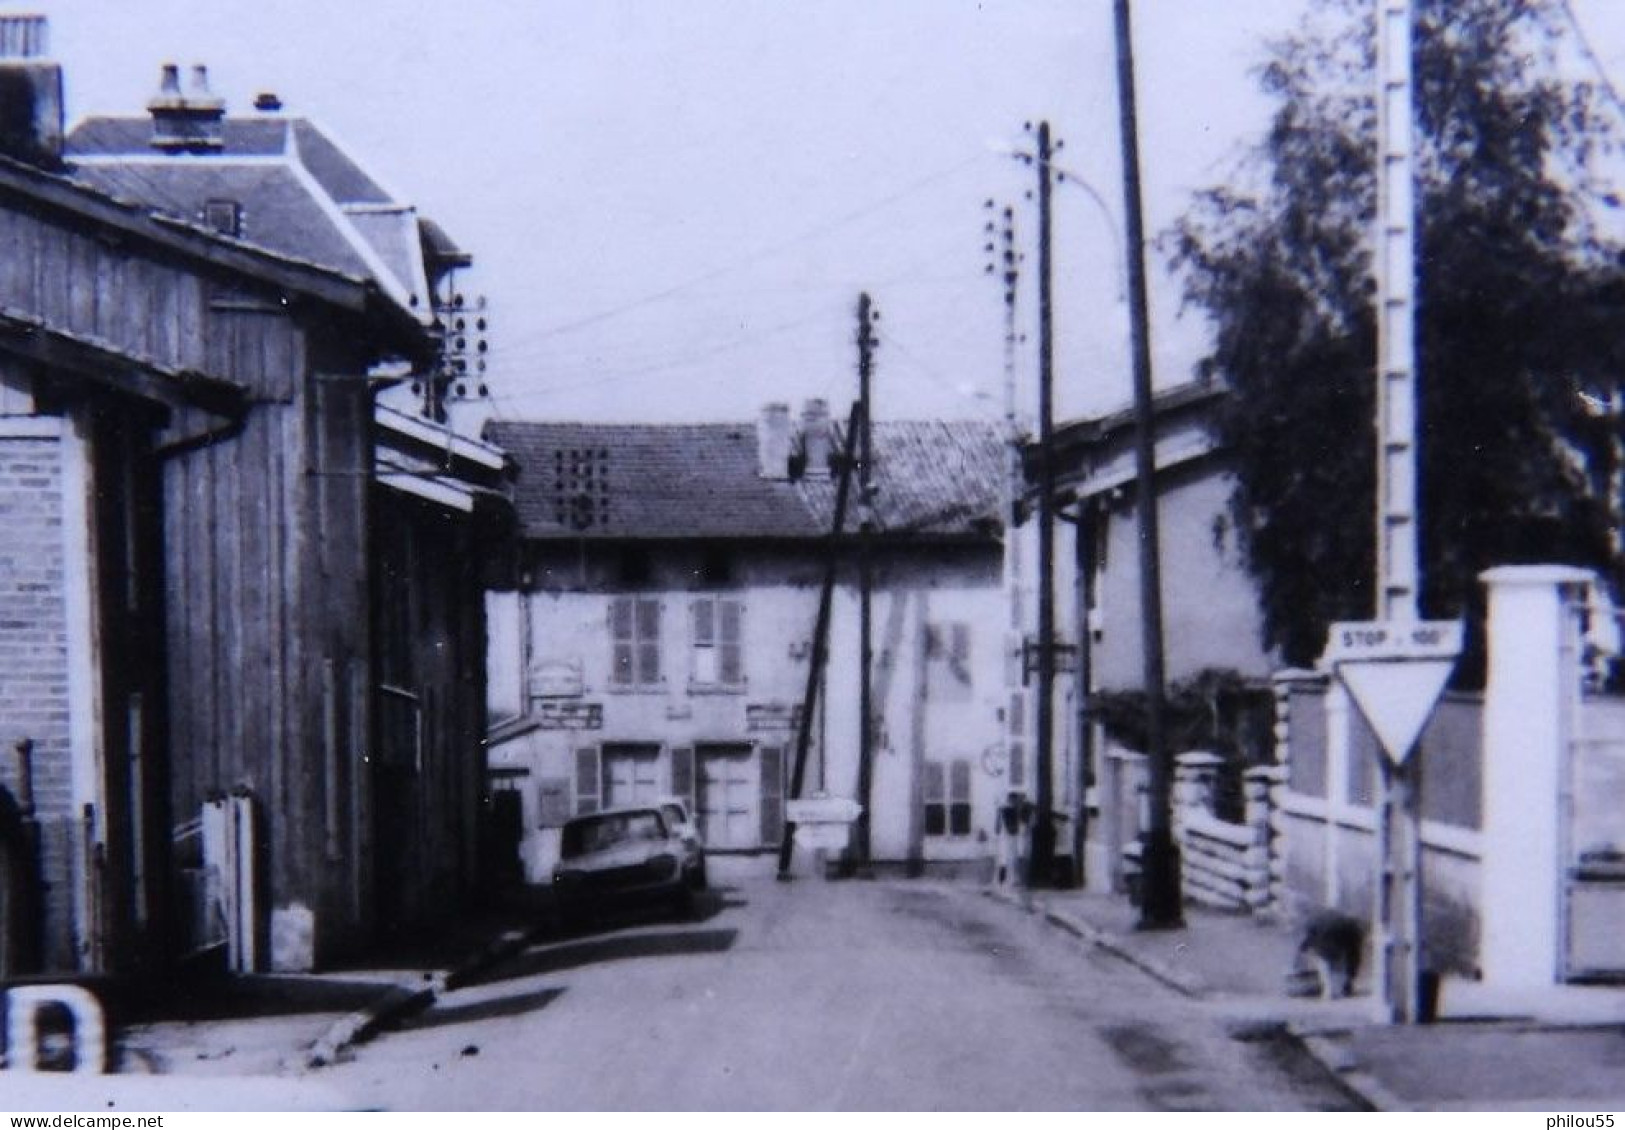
[1327,621,1462,765]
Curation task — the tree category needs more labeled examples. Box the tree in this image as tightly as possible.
[1171,0,1625,677]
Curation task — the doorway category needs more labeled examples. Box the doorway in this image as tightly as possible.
[696,744,758,849]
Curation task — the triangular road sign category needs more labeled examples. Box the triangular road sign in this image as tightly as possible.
[1337,659,1455,764]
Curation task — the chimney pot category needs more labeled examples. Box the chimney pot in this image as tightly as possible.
[254,91,283,113]
[0,15,48,58]
[148,60,225,151]
[0,15,62,166]
[757,402,792,481]
[800,398,833,480]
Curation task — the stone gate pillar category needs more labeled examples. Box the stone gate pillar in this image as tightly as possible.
[1479,565,1595,990]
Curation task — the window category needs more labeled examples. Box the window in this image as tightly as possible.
[923,758,973,837]
[609,597,661,686]
[691,596,744,686]
[925,622,972,702]
[203,198,241,237]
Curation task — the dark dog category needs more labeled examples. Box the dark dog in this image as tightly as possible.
[1292,909,1364,998]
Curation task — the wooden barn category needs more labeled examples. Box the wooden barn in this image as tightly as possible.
[0,20,509,976]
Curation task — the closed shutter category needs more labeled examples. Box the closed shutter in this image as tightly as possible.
[574,747,600,815]
[670,746,696,814]
[636,598,662,684]
[609,599,633,686]
[720,599,744,685]
[537,777,572,827]
[1009,692,1026,789]
[759,745,784,847]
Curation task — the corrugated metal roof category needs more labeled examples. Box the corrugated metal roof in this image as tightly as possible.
[486,418,1004,541]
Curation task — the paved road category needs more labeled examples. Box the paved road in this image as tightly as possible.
[317,878,1363,1110]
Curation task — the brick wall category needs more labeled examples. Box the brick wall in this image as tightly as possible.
[0,428,75,968]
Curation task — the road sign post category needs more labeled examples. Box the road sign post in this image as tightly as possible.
[1327,619,1461,1023]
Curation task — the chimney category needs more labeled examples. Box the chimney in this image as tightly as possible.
[757,402,792,481]
[148,61,226,151]
[0,15,62,167]
[799,398,833,480]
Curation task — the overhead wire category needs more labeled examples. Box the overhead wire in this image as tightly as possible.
[492,151,990,354]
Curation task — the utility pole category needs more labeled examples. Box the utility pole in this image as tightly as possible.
[1113,0,1182,929]
[778,405,863,879]
[1028,121,1059,886]
[853,292,878,870]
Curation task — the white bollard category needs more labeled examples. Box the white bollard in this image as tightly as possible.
[4,984,107,1073]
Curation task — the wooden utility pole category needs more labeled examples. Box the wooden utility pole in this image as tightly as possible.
[777,405,863,879]
[1030,121,1059,886]
[1113,0,1181,929]
[853,293,878,869]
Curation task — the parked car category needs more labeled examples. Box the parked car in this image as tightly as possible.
[552,806,699,929]
[655,796,707,890]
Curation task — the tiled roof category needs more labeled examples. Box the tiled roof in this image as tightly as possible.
[485,418,1004,541]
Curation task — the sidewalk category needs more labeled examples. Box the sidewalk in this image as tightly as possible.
[107,892,552,1080]
[983,883,1625,1111]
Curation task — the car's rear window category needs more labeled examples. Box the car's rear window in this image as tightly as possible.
[660,803,686,826]
[560,811,666,858]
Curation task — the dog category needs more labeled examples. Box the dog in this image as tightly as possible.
[1290,909,1364,998]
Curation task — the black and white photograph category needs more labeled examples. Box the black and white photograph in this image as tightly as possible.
[1,0,1625,1113]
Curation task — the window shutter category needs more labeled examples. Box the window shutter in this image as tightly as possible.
[670,746,695,813]
[637,598,661,684]
[538,777,572,827]
[720,599,743,685]
[574,747,600,815]
[610,598,633,685]
[759,745,784,847]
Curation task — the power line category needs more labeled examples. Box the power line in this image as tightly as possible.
[493,153,988,353]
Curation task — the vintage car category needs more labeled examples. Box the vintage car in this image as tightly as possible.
[552,806,700,928]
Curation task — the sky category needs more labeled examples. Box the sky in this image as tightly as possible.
[30,1,1625,427]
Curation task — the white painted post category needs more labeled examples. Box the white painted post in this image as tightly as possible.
[1480,565,1594,990]
[4,985,107,1073]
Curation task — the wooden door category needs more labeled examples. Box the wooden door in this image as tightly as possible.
[697,745,758,849]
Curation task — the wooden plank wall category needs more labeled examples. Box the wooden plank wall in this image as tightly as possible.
[372,491,489,938]
[0,205,211,375]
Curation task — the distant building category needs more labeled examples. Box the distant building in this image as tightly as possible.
[1034,383,1278,888]
[483,403,1013,880]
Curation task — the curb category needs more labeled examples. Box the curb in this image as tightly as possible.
[1291,1028,1404,1113]
[980,886,1205,999]
[978,886,1391,1112]
[303,926,538,1070]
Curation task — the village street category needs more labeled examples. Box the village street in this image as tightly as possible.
[312,874,1361,1111]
